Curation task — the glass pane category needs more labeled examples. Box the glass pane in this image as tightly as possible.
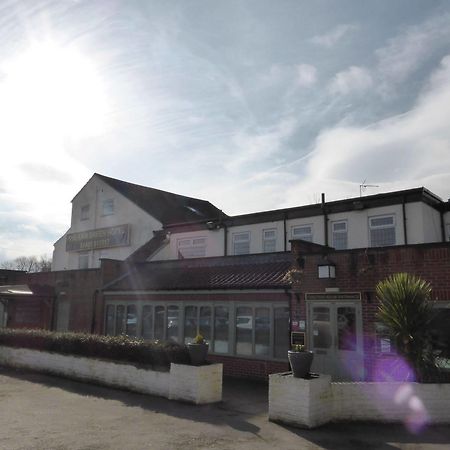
[263,239,276,253]
[126,305,137,337]
[255,308,270,355]
[200,306,211,341]
[234,241,250,255]
[105,305,115,336]
[184,306,198,344]
[154,306,165,340]
[274,307,289,358]
[213,306,229,353]
[167,305,179,342]
[115,305,125,335]
[312,306,332,349]
[370,227,395,247]
[236,306,253,355]
[337,307,357,351]
[333,232,348,250]
[371,216,394,227]
[142,305,153,340]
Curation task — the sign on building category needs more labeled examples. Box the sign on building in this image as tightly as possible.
[66,224,130,252]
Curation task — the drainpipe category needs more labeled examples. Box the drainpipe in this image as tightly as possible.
[90,289,99,334]
[223,224,228,256]
[402,197,408,245]
[283,213,287,252]
[321,193,328,246]
[439,206,446,242]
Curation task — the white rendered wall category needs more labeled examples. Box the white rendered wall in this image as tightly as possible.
[445,211,450,241]
[422,203,443,243]
[0,346,223,404]
[53,175,163,270]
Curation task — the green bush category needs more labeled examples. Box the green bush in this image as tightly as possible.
[0,329,190,370]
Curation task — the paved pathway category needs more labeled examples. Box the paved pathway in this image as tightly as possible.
[0,367,449,450]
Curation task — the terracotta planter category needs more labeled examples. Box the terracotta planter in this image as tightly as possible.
[288,350,314,378]
[187,343,209,366]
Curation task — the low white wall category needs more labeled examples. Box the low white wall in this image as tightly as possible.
[0,346,222,404]
[269,373,450,428]
[269,373,332,428]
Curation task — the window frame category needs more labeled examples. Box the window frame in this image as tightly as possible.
[262,228,277,253]
[103,300,289,362]
[291,224,313,242]
[177,236,207,259]
[331,220,348,250]
[102,199,115,216]
[368,214,396,247]
[232,231,251,255]
[80,204,90,221]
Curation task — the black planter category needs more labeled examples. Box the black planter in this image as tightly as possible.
[187,343,209,366]
[288,351,314,378]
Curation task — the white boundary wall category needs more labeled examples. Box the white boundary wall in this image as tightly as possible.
[269,372,450,428]
[0,346,222,404]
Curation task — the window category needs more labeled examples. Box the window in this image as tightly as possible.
[233,232,250,255]
[369,215,396,247]
[177,237,207,259]
[292,225,313,242]
[332,221,348,250]
[104,301,289,360]
[262,229,277,253]
[78,252,89,269]
[447,224,450,242]
[81,204,90,221]
[102,199,114,216]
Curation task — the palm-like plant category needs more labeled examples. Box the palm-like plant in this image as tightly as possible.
[376,272,436,381]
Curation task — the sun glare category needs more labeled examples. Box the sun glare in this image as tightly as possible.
[0,41,108,144]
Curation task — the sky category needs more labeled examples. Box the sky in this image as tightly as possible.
[1,0,450,262]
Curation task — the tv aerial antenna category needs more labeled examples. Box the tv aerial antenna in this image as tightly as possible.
[359,179,379,197]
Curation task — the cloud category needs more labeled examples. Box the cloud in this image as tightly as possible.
[309,24,358,48]
[283,55,450,206]
[328,66,373,95]
[376,12,450,94]
[296,64,317,88]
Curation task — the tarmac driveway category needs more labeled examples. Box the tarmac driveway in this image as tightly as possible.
[0,366,449,450]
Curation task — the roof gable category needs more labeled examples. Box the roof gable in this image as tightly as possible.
[93,174,226,226]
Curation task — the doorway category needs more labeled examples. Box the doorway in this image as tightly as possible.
[307,300,364,380]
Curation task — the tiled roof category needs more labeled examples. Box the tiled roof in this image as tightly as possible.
[96,174,226,225]
[126,230,169,263]
[105,253,293,291]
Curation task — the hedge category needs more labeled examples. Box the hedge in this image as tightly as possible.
[0,329,190,370]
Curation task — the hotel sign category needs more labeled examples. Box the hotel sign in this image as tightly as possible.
[66,224,130,252]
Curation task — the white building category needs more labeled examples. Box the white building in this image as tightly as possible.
[53,173,450,270]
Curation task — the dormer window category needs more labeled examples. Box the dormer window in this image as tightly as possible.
[102,199,114,216]
[80,204,90,221]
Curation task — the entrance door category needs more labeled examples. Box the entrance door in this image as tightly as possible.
[307,301,364,380]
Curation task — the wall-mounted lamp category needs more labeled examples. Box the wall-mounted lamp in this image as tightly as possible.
[318,262,336,279]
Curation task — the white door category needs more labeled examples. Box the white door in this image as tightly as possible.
[307,301,364,380]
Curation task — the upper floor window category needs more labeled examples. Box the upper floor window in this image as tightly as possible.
[80,204,90,221]
[177,237,207,259]
[292,225,313,242]
[102,199,114,216]
[233,232,250,255]
[262,229,277,253]
[332,221,347,250]
[78,252,89,269]
[369,215,396,247]
[447,224,450,242]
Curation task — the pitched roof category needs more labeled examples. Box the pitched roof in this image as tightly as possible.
[95,173,226,226]
[104,253,293,291]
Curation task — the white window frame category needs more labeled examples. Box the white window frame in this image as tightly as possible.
[78,252,89,269]
[331,220,348,250]
[102,199,114,216]
[233,231,250,255]
[369,214,396,247]
[177,237,207,259]
[103,300,290,361]
[262,228,277,253]
[292,224,313,242]
[80,204,90,221]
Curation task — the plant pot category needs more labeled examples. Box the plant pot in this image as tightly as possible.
[187,343,209,366]
[288,350,314,378]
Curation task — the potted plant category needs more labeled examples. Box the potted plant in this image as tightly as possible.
[288,344,314,378]
[187,334,209,366]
